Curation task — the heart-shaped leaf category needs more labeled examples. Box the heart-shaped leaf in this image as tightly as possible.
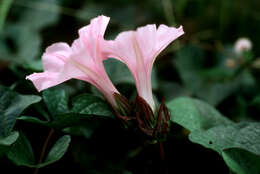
[0,85,41,137]
[37,135,71,168]
[167,97,260,174]
[43,87,69,118]
[167,97,233,132]
[7,132,35,167]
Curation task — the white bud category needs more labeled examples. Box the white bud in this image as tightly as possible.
[234,38,252,54]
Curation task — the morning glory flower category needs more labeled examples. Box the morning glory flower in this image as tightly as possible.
[26,15,120,108]
[103,24,184,111]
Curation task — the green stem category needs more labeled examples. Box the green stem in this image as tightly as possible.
[232,61,251,78]
[0,0,14,32]
[161,0,176,26]
[231,54,253,80]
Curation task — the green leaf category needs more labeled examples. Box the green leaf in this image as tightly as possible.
[71,94,114,116]
[174,45,242,106]
[0,24,41,63]
[43,87,69,117]
[18,116,49,125]
[19,94,114,129]
[158,81,188,102]
[7,133,70,168]
[0,131,19,146]
[175,45,204,94]
[56,112,114,128]
[222,148,260,174]
[50,94,114,129]
[189,122,260,156]
[7,133,35,167]
[195,80,240,106]
[0,131,19,158]
[167,97,260,173]
[37,135,71,168]
[0,0,13,32]
[167,97,233,132]
[0,0,59,64]
[16,0,60,31]
[22,59,43,71]
[104,59,134,85]
[19,113,114,130]
[63,126,95,139]
[0,85,41,137]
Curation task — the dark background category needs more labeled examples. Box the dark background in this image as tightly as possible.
[1,0,260,173]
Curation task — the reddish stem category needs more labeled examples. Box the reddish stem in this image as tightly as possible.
[33,129,54,174]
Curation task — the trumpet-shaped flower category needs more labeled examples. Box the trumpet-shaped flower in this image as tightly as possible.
[26,15,119,108]
[104,24,184,111]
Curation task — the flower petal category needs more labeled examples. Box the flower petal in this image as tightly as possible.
[135,24,157,62]
[26,72,62,92]
[78,15,110,62]
[155,25,184,56]
[42,42,71,72]
[103,31,140,76]
[26,42,72,91]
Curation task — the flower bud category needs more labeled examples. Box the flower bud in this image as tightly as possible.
[234,38,252,54]
[134,96,171,140]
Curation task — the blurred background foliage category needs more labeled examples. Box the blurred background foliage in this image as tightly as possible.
[1,0,260,173]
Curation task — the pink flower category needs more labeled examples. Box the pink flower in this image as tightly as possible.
[26,15,119,108]
[103,24,184,111]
